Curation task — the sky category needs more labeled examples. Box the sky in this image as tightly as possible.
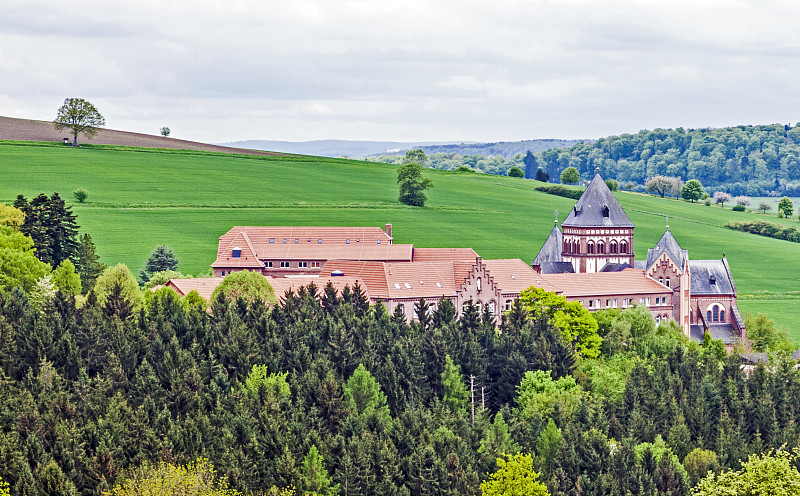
[2,0,799,143]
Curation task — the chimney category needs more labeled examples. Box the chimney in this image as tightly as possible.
[385,223,392,238]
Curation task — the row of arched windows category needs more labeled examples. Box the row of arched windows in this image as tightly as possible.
[563,240,628,255]
[707,304,725,323]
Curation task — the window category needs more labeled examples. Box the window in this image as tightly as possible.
[488,301,495,313]
[280,261,290,268]
[620,241,627,253]
[720,310,725,321]
[307,238,311,243]
[298,261,308,268]
[505,299,514,311]
[656,315,661,323]
[346,239,350,244]
[598,242,605,254]
[613,298,617,308]
[665,279,670,288]
[659,277,664,285]
[588,299,594,308]
[377,239,381,244]
[707,310,711,321]
[394,283,401,289]
[269,238,275,244]
[318,239,323,244]
[265,261,273,267]
[587,242,595,254]
[221,271,226,276]
[610,241,617,254]
[311,262,320,268]
[283,238,287,244]
[712,305,719,322]
[397,304,405,315]
[404,282,412,289]
[646,297,651,306]
[294,239,299,244]
[606,299,611,307]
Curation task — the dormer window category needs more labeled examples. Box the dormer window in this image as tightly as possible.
[232,247,241,258]
[602,205,610,217]
[709,275,716,285]
[269,238,275,244]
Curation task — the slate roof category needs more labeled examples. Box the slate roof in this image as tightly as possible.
[689,260,735,295]
[645,228,688,270]
[689,324,740,344]
[600,262,632,272]
[539,261,576,274]
[561,172,634,228]
[540,269,671,297]
[532,222,562,266]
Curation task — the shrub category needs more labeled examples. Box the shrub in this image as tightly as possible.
[704,199,711,206]
[605,179,619,191]
[732,204,746,212]
[535,185,584,200]
[73,187,89,203]
[508,166,524,178]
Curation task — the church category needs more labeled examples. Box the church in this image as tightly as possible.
[532,171,747,348]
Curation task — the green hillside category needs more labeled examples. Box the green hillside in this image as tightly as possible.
[2,141,798,336]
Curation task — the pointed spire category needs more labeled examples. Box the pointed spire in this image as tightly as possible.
[666,215,669,230]
[554,209,559,225]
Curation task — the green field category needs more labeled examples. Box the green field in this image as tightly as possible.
[2,141,799,337]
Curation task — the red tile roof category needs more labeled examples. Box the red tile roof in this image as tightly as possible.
[483,259,562,294]
[165,278,223,301]
[213,226,411,266]
[268,275,369,302]
[540,269,670,297]
[322,260,476,300]
[412,247,478,262]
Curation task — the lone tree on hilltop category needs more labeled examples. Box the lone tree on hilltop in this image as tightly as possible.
[681,179,705,203]
[160,126,171,137]
[53,98,105,146]
[397,162,433,207]
[403,148,428,167]
[560,166,580,185]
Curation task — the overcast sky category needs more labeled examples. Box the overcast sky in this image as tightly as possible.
[2,0,799,143]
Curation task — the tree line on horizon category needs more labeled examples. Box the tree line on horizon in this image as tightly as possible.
[372,124,800,197]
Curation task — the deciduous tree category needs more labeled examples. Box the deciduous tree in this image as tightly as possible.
[692,448,800,496]
[397,162,434,207]
[480,453,550,496]
[778,196,794,217]
[210,270,276,306]
[681,179,705,203]
[53,98,105,146]
[560,166,580,185]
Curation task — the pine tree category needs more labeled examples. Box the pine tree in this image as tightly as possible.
[75,233,104,293]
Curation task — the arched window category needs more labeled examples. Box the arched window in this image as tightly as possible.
[397,303,405,315]
[489,301,496,313]
[663,314,669,322]
[656,315,661,323]
[610,241,618,254]
[587,242,595,254]
[598,242,605,254]
[505,299,514,311]
[707,310,712,322]
[720,309,725,322]
[713,305,719,322]
[620,241,628,254]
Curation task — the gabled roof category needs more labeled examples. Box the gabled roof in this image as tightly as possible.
[165,278,223,301]
[689,324,739,344]
[213,226,413,266]
[532,222,562,266]
[645,228,688,271]
[561,172,634,228]
[269,275,368,302]
[689,259,735,295]
[600,262,632,272]
[321,260,472,300]
[540,269,671,297]
[483,259,562,294]
[412,247,479,262]
[538,261,576,274]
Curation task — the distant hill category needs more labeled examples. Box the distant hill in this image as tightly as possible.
[218,139,472,158]
[0,115,281,156]
[378,139,589,159]
[219,139,586,159]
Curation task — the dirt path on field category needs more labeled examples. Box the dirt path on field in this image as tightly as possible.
[0,115,290,156]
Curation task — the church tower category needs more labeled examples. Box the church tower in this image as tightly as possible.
[560,170,634,273]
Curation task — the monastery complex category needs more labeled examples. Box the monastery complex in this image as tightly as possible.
[168,172,746,349]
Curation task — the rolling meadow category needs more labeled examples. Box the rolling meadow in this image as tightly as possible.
[1,140,799,337]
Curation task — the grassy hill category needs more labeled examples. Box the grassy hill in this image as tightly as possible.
[1,140,798,337]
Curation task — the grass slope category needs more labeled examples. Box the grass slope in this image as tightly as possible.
[2,142,798,336]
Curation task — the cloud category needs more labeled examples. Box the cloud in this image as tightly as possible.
[1,0,799,142]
